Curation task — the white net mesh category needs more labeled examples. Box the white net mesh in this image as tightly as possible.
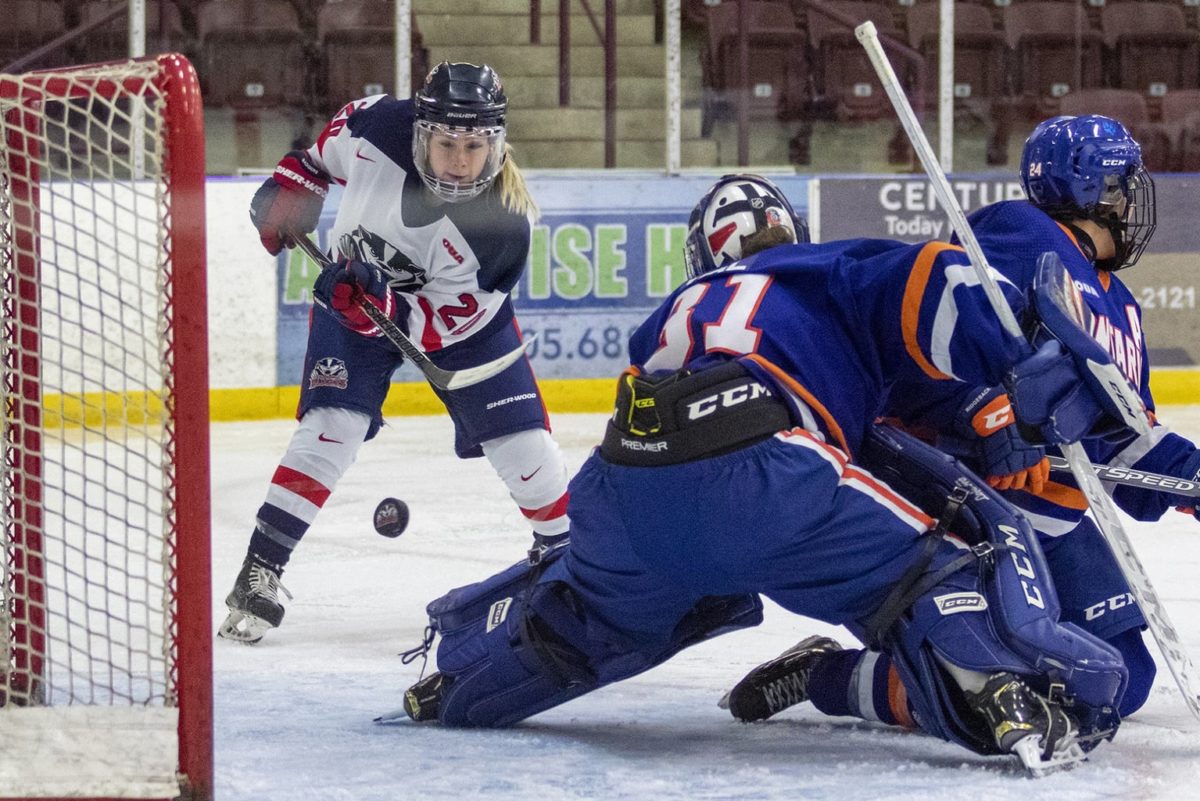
[1,61,175,711]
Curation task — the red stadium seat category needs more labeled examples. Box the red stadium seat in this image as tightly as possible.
[197,0,305,109]
[905,2,1006,114]
[0,1,67,71]
[1058,88,1172,171]
[318,0,430,116]
[1176,111,1200,171]
[1100,2,1200,95]
[1159,89,1200,171]
[701,1,809,126]
[78,0,188,64]
[1002,2,1104,105]
[804,0,907,122]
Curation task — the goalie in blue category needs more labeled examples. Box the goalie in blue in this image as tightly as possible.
[396,174,1140,774]
[724,116,1200,733]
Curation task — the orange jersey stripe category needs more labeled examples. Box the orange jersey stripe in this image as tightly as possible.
[1037,478,1089,511]
[745,354,852,456]
[887,664,916,729]
[901,241,963,381]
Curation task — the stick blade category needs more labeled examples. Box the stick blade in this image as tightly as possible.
[440,334,537,390]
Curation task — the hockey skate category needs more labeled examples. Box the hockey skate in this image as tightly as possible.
[403,672,447,723]
[966,672,1086,776]
[217,556,292,644]
[719,635,843,722]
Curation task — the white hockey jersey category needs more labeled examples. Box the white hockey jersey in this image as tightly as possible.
[307,95,531,351]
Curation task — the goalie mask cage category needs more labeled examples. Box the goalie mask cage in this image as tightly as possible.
[0,55,211,801]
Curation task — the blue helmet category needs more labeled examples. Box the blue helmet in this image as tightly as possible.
[684,174,810,279]
[1020,114,1156,270]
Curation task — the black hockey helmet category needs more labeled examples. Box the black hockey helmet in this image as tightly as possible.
[414,62,507,128]
[413,62,508,202]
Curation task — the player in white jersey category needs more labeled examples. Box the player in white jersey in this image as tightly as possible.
[218,62,570,644]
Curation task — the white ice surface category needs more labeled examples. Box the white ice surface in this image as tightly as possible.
[212,408,1200,801]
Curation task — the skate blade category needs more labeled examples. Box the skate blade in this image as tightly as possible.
[374,707,409,724]
[1010,733,1087,777]
[217,609,274,644]
[717,690,732,710]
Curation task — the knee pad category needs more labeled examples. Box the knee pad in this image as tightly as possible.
[284,407,371,487]
[859,424,1127,751]
[425,551,762,727]
[482,429,570,536]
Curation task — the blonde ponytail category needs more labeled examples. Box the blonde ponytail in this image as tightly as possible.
[495,144,539,221]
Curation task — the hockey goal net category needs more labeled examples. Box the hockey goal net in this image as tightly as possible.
[0,55,211,800]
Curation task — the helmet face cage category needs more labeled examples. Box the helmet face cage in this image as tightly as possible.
[413,121,506,203]
[684,174,810,279]
[1020,114,1157,270]
[413,62,508,203]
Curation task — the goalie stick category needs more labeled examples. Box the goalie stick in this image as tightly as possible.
[856,20,1200,723]
[1046,456,1200,499]
[293,233,534,391]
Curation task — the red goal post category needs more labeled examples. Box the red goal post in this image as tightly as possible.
[1,54,211,801]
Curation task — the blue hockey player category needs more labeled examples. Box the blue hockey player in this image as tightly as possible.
[218,62,570,643]
[723,116,1200,730]
[397,174,1140,773]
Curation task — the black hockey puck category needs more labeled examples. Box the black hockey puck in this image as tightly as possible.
[373,497,409,538]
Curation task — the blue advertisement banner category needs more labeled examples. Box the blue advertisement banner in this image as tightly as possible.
[275,172,812,385]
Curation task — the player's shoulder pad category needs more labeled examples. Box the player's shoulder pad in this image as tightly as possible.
[966,200,1067,250]
[446,199,532,293]
[347,96,416,166]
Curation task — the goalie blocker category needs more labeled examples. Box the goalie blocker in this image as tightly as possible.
[398,363,1125,769]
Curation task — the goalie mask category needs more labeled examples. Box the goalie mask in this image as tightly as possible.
[1020,114,1156,271]
[413,62,508,203]
[684,174,810,278]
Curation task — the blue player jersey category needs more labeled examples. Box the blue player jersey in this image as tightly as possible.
[893,200,1197,534]
[628,237,1028,458]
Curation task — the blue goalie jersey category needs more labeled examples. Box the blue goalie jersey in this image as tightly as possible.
[629,237,1029,459]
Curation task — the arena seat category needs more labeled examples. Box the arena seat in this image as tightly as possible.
[78,0,188,64]
[0,1,66,71]
[804,0,907,121]
[1058,88,1172,172]
[1002,1,1103,105]
[905,2,1006,113]
[197,0,305,109]
[701,1,808,126]
[318,0,429,116]
[1175,112,1200,172]
[1159,89,1200,171]
[1100,2,1200,95]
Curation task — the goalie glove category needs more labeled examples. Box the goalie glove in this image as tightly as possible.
[937,385,1049,494]
[249,150,329,255]
[1006,252,1146,447]
[312,258,399,338]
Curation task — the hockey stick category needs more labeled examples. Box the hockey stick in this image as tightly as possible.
[292,234,533,391]
[856,20,1200,722]
[1046,456,1200,499]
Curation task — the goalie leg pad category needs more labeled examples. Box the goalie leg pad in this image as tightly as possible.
[859,425,1127,750]
[426,552,761,727]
